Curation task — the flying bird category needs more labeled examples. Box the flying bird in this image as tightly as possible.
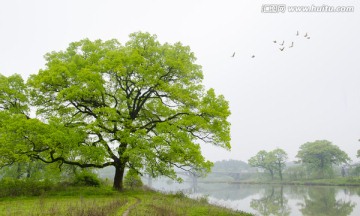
[251,55,255,58]
[296,31,299,36]
[273,40,277,43]
[304,33,308,37]
[289,42,294,48]
[279,47,285,51]
[280,41,285,46]
[307,37,310,39]
[231,52,235,57]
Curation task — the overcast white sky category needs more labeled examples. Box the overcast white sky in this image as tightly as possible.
[1,0,360,163]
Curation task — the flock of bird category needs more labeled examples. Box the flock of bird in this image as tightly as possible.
[274,31,310,52]
[231,31,311,58]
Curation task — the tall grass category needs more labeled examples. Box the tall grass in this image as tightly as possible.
[2,196,127,216]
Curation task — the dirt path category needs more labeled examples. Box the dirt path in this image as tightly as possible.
[122,197,141,216]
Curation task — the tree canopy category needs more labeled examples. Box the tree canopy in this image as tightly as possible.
[296,140,350,178]
[0,32,231,190]
[271,148,288,181]
[248,148,288,180]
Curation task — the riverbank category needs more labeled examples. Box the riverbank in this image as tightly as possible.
[199,176,360,187]
[0,186,253,216]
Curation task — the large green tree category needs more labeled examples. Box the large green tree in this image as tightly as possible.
[0,32,231,190]
[296,140,350,178]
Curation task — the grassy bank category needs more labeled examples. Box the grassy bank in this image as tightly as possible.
[0,186,252,216]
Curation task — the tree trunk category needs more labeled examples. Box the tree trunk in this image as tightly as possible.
[270,169,274,180]
[16,163,22,179]
[113,163,126,191]
[280,186,284,207]
[26,163,31,178]
[279,169,283,181]
[320,157,325,178]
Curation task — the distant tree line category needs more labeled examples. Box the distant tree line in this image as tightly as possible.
[212,159,250,172]
[248,140,353,180]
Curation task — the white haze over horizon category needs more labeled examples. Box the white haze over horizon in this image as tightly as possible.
[1,0,360,163]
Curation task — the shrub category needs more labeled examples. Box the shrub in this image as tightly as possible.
[172,191,186,199]
[197,195,209,204]
[124,169,143,189]
[73,171,101,187]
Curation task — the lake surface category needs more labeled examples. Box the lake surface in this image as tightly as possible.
[147,179,360,216]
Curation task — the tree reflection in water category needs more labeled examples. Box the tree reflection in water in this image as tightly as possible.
[250,186,291,216]
[298,187,355,216]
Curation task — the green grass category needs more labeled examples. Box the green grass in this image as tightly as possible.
[125,190,252,216]
[0,186,253,216]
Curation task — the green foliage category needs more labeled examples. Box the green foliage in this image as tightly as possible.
[124,169,143,189]
[0,177,54,197]
[271,148,288,180]
[0,32,231,190]
[73,171,101,187]
[249,150,274,179]
[0,74,29,115]
[296,140,350,179]
[0,75,32,168]
[248,148,288,180]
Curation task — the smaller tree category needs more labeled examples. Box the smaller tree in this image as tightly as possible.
[270,148,288,181]
[296,140,350,178]
[248,150,276,180]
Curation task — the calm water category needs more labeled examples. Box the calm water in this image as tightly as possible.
[148,179,360,216]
